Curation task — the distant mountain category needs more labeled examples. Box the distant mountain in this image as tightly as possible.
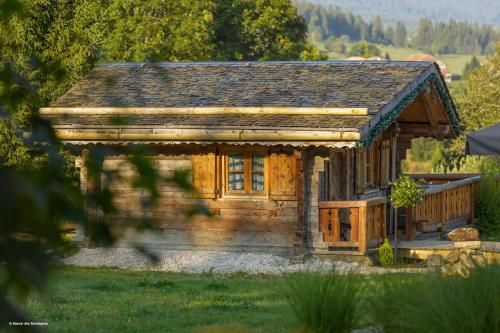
[305,0,500,27]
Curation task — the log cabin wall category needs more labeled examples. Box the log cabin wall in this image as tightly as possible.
[80,145,303,255]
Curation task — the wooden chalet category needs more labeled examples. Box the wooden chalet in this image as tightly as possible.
[41,61,474,259]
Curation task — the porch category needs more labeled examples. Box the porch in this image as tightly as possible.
[316,174,480,256]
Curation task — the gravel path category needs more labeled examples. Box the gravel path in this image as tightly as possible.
[62,248,427,274]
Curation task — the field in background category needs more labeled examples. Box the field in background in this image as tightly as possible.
[323,43,474,78]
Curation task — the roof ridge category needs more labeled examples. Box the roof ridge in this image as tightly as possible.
[97,61,435,68]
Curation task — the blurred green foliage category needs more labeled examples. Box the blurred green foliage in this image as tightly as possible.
[475,160,500,240]
[285,270,362,333]
[371,265,500,333]
[348,40,381,58]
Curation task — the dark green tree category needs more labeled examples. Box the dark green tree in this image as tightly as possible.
[384,26,394,45]
[393,21,407,47]
[103,0,215,62]
[370,16,384,44]
[213,0,322,61]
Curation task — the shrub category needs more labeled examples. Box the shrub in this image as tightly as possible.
[371,265,500,333]
[378,239,394,267]
[476,163,500,240]
[388,175,423,210]
[285,270,363,333]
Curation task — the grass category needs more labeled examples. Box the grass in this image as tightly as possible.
[14,267,294,333]
[7,265,500,332]
[9,266,416,333]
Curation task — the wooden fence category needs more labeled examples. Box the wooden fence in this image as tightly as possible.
[318,197,386,254]
[406,175,480,240]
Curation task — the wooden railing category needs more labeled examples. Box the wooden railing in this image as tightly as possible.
[406,175,480,240]
[318,197,387,254]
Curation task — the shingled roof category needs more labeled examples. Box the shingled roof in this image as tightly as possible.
[41,61,460,148]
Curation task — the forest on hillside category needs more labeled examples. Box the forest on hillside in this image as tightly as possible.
[307,0,500,27]
[298,2,500,55]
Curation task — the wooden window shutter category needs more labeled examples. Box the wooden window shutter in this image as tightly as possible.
[380,140,391,187]
[373,140,381,187]
[269,149,296,200]
[192,148,217,199]
[355,149,365,194]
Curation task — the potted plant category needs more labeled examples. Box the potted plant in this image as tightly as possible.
[388,174,423,263]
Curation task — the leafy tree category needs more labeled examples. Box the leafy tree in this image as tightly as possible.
[103,0,215,62]
[348,40,381,58]
[438,43,500,172]
[462,56,481,79]
[213,0,323,61]
[393,21,407,47]
[324,36,346,54]
[1,0,105,124]
[389,175,423,261]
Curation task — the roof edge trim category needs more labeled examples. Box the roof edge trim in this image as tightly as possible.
[40,107,368,116]
[53,128,361,142]
[360,68,461,148]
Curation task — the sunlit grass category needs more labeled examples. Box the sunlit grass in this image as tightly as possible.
[15,266,294,333]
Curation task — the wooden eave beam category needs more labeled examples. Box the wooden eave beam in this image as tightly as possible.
[421,91,440,133]
[398,123,452,138]
[39,107,369,116]
[52,128,361,142]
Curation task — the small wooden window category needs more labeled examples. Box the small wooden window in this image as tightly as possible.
[225,149,267,195]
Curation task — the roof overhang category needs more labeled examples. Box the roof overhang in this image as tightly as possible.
[359,65,461,147]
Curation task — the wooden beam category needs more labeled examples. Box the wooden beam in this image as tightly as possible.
[52,128,361,142]
[399,123,452,137]
[318,197,386,208]
[422,91,439,130]
[40,107,369,116]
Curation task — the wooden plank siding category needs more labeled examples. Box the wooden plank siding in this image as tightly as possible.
[94,146,301,253]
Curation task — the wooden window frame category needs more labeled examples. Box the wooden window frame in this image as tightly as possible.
[222,147,268,197]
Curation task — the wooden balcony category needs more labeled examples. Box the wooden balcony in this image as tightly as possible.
[318,197,387,254]
[406,174,481,240]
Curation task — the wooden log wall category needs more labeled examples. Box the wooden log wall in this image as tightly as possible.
[94,146,301,254]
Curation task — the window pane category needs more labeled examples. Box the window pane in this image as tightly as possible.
[229,172,244,190]
[252,173,264,191]
[228,153,244,171]
[252,153,264,171]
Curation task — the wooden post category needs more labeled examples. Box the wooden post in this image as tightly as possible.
[406,206,414,241]
[393,207,398,262]
[359,206,367,254]
[294,149,306,257]
[389,129,398,235]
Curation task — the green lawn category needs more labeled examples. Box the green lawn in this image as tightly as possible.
[9,266,415,333]
[15,266,295,333]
